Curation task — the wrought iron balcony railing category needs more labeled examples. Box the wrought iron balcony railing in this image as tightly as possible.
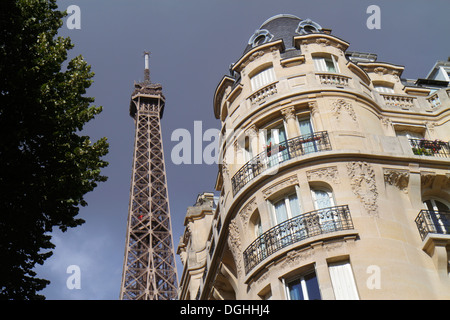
[243,205,354,274]
[231,131,331,196]
[415,209,450,241]
[409,138,450,158]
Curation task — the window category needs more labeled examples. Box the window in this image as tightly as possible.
[374,85,394,93]
[250,67,276,91]
[264,122,289,166]
[423,199,450,234]
[272,193,301,225]
[286,270,321,300]
[248,29,274,48]
[311,187,337,232]
[328,261,359,300]
[313,55,340,73]
[311,188,335,210]
[297,117,318,153]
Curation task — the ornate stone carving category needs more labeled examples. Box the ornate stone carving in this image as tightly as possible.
[347,161,378,215]
[306,166,340,184]
[262,175,299,200]
[281,106,296,121]
[308,101,319,116]
[238,197,257,230]
[228,217,243,277]
[332,99,357,122]
[384,169,409,193]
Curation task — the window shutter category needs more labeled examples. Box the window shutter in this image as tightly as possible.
[328,261,359,300]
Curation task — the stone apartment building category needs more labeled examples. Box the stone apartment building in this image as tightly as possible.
[177,14,450,300]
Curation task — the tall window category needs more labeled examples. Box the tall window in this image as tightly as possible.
[313,55,340,73]
[286,270,321,300]
[311,187,337,232]
[311,188,335,210]
[265,123,289,166]
[272,193,301,225]
[298,117,318,153]
[250,67,276,91]
[328,261,359,300]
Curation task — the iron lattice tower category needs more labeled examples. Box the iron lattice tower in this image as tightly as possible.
[120,52,178,300]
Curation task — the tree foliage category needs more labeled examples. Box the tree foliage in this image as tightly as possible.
[0,0,109,299]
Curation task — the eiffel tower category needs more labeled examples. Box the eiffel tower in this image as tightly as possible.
[120,52,178,300]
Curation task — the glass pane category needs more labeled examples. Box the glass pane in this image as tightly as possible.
[298,118,313,136]
[313,190,332,209]
[325,58,336,73]
[274,200,288,224]
[289,194,301,217]
[288,278,304,300]
[435,200,449,211]
[304,272,321,300]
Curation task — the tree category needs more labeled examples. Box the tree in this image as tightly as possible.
[0,0,109,299]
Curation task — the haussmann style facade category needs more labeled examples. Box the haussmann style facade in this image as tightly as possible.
[177,14,450,300]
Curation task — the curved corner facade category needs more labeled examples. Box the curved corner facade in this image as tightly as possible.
[178,15,450,300]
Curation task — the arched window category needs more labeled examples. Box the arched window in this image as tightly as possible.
[311,187,337,233]
[311,187,335,210]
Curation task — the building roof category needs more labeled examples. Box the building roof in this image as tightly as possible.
[242,14,325,55]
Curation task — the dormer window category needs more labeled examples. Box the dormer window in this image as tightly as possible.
[296,19,323,35]
[248,29,274,48]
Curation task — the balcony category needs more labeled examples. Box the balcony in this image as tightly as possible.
[317,73,350,87]
[243,205,354,274]
[409,138,450,158]
[231,131,331,196]
[415,209,450,241]
[249,82,278,105]
[380,94,416,110]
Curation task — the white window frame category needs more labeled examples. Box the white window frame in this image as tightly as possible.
[284,269,321,300]
[268,186,302,226]
[313,55,340,73]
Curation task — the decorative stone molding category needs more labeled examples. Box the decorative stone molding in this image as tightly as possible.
[347,162,378,215]
[245,125,258,137]
[332,99,357,122]
[280,106,296,122]
[421,172,436,189]
[278,247,313,270]
[262,175,299,200]
[228,217,243,277]
[384,169,410,193]
[306,166,340,184]
[379,116,392,127]
[238,197,257,230]
[308,101,319,116]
